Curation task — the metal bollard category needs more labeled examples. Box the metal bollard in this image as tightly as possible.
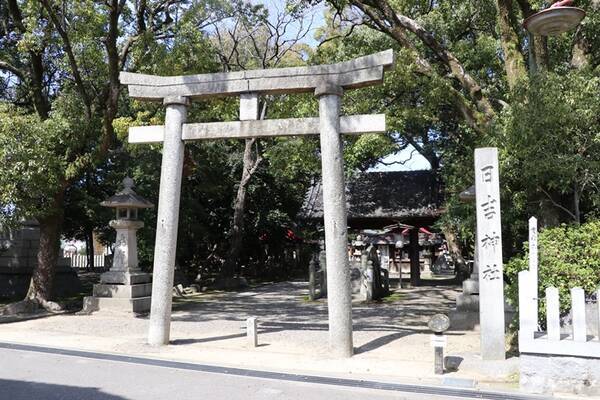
[428,314,450,375]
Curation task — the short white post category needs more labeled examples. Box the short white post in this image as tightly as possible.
[597,289,600,340]
[546,287,560,341]
[316,82,353,358]
[571,287,587,342]
[528,217,539,324]
[246,317,258,348]
[148,96,189,346]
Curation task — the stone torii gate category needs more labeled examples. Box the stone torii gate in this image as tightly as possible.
[120,49,394,357]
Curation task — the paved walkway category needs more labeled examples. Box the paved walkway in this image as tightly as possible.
[0,282,518,389]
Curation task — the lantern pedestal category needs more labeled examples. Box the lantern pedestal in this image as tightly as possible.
[99,271,151,285]
[100,219,151,286]
[84,220,151,314]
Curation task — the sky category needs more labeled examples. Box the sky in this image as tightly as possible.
[368,147,432,172]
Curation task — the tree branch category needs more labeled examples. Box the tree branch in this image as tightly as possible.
[378,149,417,166]
[0,60,25,80]
[349,0,496,127]
[515,0,535,17]
[39,0,92,119]
[540,187,577,222]
[6,0,49,118]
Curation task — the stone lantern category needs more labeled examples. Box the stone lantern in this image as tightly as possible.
[455,184,479,313]
[83,177,154,314]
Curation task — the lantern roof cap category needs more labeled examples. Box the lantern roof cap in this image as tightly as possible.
[100,177,154,209]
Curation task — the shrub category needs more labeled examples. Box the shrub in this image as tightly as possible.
[505,220,600,325]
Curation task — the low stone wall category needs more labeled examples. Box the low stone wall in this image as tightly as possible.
[520,353,600,396]
[0,221,81,299]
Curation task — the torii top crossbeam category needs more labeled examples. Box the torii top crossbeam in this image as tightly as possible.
[119,50,394,101]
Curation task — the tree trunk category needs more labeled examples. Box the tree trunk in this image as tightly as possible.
[222,138,262,278]
[573,183,581,225]
[441,226,468,281]
[86,228,95,271]
[6,0,50,119]
[533,35,549,71]
[26,191,65,303]
[571,0,600,69]
[496,0,527,89]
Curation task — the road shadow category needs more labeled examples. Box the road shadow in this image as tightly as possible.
[0,378,127,400]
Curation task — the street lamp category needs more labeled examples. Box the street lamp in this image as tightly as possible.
[523,4,586,73]
[524,6,585,36]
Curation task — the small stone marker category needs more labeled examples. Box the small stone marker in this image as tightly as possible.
[474,147,506,360]
[428,314,450,375]
[247,317,258,348]
[529,217,539,323]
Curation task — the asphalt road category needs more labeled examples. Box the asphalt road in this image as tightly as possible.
[0,344,545,400]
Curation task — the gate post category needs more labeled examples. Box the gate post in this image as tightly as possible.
[316,82,353,358]
[148,96,189,346]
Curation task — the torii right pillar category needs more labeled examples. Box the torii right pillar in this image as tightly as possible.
[316,81,353,358]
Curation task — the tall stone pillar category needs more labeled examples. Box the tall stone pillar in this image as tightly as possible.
[316,82,353,358]
[474,147,506,360]
[148,96,189,346]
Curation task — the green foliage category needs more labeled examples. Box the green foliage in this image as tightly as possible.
[497,71,600,224]
[3,0,600,287]
[0,106,70,223]
[505,221,600,324]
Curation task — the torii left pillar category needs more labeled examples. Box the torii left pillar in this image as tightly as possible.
[148,96,189,346]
